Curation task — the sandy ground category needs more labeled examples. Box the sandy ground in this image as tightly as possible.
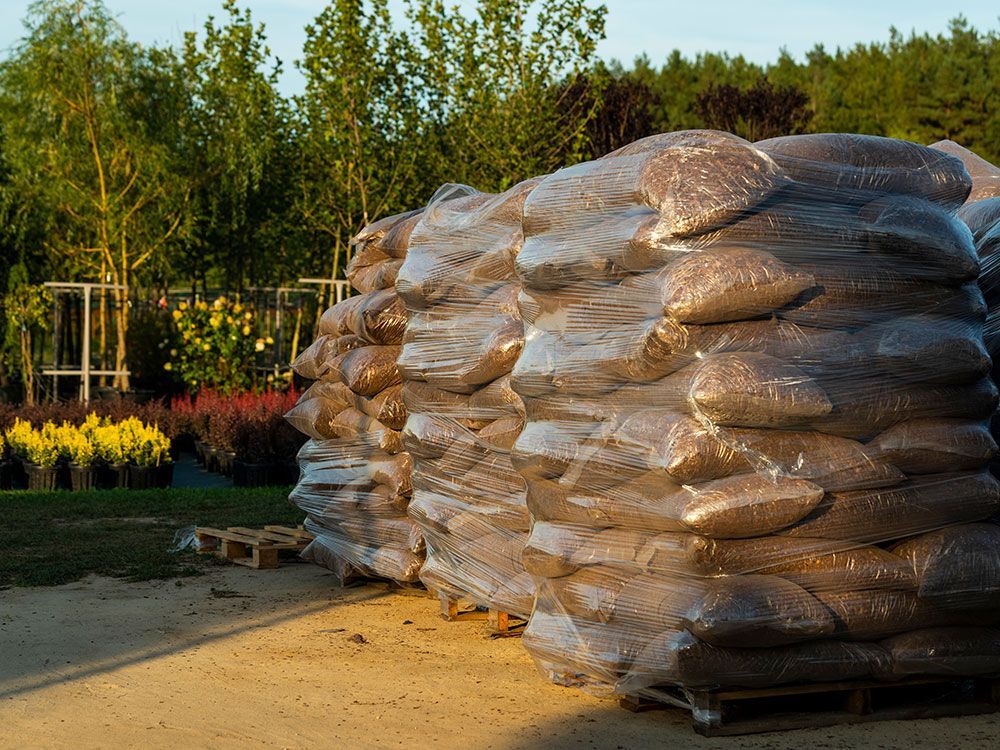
[2,564,998,750]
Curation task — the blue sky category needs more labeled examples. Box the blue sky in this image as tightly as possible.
[0,0,997,94]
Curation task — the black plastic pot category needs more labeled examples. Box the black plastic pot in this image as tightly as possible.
[129,464,159,490]
[98,462,130,490]
[0,459,12,490]
[233,460,271,488]
[206,446,219,473]
[157,462,174,489]
[69,464,97,492]
[194,441,207,466]
[273,460,299,485]
[56,460,72,490]
[25,463,59,491]
[218,451,236,478]
[10,457,28,490]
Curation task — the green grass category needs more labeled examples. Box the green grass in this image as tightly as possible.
[0,486,305,587]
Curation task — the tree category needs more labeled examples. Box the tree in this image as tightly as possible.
[295,0,420,283]
[178,0,290,290]
[409,0,607,190]
[559,63,660,159]
[0,0,189,390]
[3,263,52,405]
[695,77,813,142]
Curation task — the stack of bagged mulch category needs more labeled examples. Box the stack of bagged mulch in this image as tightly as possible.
[396,180,538,618]
[396,181,540,618]
[931,140,1000,476]
[510,130,1000,695]
[286,209,425,584]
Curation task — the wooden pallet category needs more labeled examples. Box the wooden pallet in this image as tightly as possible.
[435,592,526,638]
[195,525,313,569]
[621,675,1000,736]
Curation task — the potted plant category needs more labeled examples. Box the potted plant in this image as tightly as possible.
[93,423,128,489]
[129,422,172,490]
[23,424,60,491]
[3,418,33,489]
[65,425,97,492]
[232,417,271,487]
[0,433,10,490]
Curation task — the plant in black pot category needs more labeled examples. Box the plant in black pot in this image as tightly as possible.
[232,416,272,487]
[0,432,11,490]
[23,422,61,492]
[93,421,128,489]
[65,423,97,491]
[126,418,173,490]
[206,407,238,477]
[2,418,33,489]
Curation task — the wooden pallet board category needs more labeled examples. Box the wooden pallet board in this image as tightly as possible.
[434,591,526,638]
[621,676,1000,736]
[195,525,313,569]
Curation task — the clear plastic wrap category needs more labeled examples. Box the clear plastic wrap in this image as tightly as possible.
[397,180,541,618]
[941,143,1000,478]
[288,209,424,584]
[512,130,1000,696]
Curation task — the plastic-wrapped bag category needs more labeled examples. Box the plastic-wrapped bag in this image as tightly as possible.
[512,130,999,697]
[287,208,423,584]
[398,180,540,618]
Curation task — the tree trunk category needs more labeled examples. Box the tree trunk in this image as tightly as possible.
[20,328,34,406]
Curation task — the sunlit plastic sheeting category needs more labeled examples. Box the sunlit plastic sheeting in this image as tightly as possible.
[513,130,1000,696]
[397,180,541,618]
[286,208,424,584]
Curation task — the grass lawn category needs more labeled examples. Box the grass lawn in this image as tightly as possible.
[0,486,305,587]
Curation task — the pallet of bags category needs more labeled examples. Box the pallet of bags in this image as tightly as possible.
[396,181,540,620]
[511,130,1000,705]
[285,208,425,585]
[931,140,1000,477]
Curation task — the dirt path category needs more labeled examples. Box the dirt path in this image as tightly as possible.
[1,564,997,749]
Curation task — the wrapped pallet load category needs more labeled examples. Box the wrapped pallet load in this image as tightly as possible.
[286,209,425,584]
[512,130,1000,697]
[931,140,1000,475]
[397,181,540,618]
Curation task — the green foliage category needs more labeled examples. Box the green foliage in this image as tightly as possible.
[695,78,813,142]
[3,0,1000,366]
[177,0,294,289]
[164,297,270,395]
[3,262,52,403]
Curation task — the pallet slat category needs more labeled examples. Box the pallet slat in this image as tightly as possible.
[433,591,525,637]
[195,526,312,569]
[624,676,1000,736]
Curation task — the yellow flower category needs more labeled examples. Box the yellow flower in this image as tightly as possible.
[163,362,173,371]
[226,316,234,325]
[265,336,274,345]
[242,325,251,336]
[202,343,211,351]
[172,310,182,321]
[169,349,177,357]
[233,304,243,314]
[244,311,252,321]
[254,339,265,352]
[210,315,222,329]
[178,302,188,311]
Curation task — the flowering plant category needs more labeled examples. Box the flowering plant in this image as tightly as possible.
[3,416,171,468]
[163,296,272,395]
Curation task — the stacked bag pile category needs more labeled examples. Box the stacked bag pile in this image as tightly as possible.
[509,130,1000,694]
[286,209,425,584]
[931,140,1000,475]
[397,182,540,618]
